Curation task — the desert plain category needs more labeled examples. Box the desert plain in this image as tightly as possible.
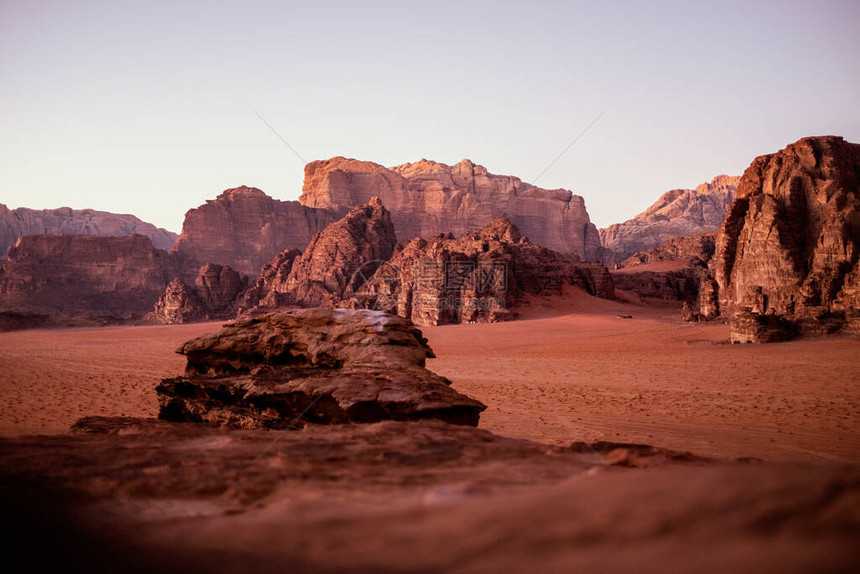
[1,291,858,573]
[2,290,856,463]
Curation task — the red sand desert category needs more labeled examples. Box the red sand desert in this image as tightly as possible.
[2,290,857,463]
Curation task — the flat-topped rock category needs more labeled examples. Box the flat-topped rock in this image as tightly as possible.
[157,308,486,428]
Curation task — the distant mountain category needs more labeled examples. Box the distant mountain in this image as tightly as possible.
[599,175,739,264]
[0,204,178,255]
[300,157,603,261]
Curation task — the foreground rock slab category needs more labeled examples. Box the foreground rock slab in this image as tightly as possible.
[1,418,857,574]
[157,308,486,428]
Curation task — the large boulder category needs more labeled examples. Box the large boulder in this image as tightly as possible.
[156,308,486,428]
[703,136,860,340]
[351,218,614,326]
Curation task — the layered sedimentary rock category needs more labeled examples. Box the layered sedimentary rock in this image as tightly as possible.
[236,249,303,313]
[351,218,613,326]
[242,198,397,314]
[703,136,860,340]
[600,175,739,263]
[0,234,177,321]
[238,198,396,313]
[620,232,716,269]
[611,265,700,303]
[171,186,342,277]
[300,157,603,260]
[0,204,177,254]
[152,263,247,324]
[157,309,486,428]
[609,233,717,304]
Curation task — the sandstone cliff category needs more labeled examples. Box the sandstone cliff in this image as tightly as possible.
[300,157,603,261]
[0,234,177,322]
[600,175,739,263]
[352,218,614,326]
[700,136,860,341]
[0,204,177,255]
[239,198,397,313]
[170,186,342,277]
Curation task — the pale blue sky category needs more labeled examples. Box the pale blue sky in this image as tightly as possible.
[1,0,858,232]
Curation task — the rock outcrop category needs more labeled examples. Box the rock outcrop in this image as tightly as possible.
[619,232,716,269]
[702,136,860,340]
[611,265,700,303]
[239,198,397,313]
[351,218,613,326]
[300,157,603,260]
[609,233,717,305]
[0,234,177,323]
[171,186,342,277]
[600,175,739,263]
[0,204,177,255]
[156,309,486,428]
[152,263,247,324]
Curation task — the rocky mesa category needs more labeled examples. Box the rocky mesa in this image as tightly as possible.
[300,157,603,261]
[0,234,178,324]
[170,186,343,277]
[0,204,178,255]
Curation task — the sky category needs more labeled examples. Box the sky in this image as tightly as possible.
[1,0,858,232]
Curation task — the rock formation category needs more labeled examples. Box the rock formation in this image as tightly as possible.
[0,204,177,255]
[0,234,177,324]
[611,265,700,303]
[300,157,603,260]
[619,232,716,269]
[237,198,396,313]
[600,175,739,263]
[701,136,860,340]
[152,263,247,324]
[240,198,397,314]
[170,186,342,277]
[157,309,486,428]
[351,218,613,326]
[609,233,717,305]
[236,249,303,313]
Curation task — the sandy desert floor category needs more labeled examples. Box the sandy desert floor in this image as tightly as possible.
[1,289,857,464]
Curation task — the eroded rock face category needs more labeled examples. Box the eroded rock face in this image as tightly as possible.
[152,263,247,324]
[600,176,738,263]
[706,136,860,340]
[0,204,177,255]
[156,308,486,428]
[300,157,603,260]
[0,234,177,322]
[619,232,716,269]
[609,233,717,305]
[237,198,396,314]
[351,218,613,326]
[171,186,342,277]
[611,266,700,303]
